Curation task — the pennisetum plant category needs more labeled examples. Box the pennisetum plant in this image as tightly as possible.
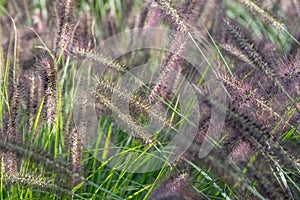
[0,0,300,199]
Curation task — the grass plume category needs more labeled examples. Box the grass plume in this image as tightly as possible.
[0,0,300,199]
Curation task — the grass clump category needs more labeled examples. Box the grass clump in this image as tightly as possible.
[0,0,299,199]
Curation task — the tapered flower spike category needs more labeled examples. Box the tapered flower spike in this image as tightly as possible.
[221,42,256,69]
[149,34,186,104]
[69,129,82,186]
[38,53,56,126]
[149,173,198,200]
[75,8,96,52]
[236,0,285,31]
[225,22,276,78]
[73,48,127,72]
[54,0,75,57]
[152,0,188,33]
[4,20,22,178]
[5,173,72,196]
[0,139,73,178]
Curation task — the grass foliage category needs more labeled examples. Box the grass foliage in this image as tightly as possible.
[0,0,300,199]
